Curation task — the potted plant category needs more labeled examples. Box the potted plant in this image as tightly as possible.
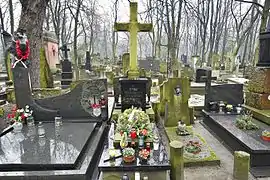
[185,141,201,154]
[122,148,135,163]
[262,130,270,141]
[139,149,150,164]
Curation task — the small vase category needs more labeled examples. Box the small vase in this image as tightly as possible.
[13,122,23,133]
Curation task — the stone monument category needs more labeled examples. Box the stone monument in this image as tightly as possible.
[114,1,153,112]
[60,44,73,89]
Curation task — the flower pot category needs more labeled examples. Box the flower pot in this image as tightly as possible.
[13,122,23,133]
[123,155,135,163]
[262,136,270,141]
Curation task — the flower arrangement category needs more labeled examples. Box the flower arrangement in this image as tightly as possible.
[185,141,201,154]
[116,107,153,140]
[7,105,33,124]
[139,149,150,160]
[262,130,270,141]
[235,111,258,130]
[122,148,135,163]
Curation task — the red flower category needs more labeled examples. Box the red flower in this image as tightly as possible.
[21,114,26,120]
[142,129,148,136]
[91,104,101,108]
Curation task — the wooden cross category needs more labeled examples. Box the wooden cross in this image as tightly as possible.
[114,1,153,78]
[60,44,70,60]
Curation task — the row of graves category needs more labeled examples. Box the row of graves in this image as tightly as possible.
[202,31,270,178]
[0,29,113,179]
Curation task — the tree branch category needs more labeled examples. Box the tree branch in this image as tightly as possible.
[234,0,264,9]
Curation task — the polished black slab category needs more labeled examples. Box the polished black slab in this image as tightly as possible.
[98,125,170,172]
[0,122,96,171]
[203,111,270,177]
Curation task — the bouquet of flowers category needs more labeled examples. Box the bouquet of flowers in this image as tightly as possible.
[7,105,33,124]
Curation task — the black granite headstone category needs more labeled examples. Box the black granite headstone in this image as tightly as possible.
[138,60,160,72]
[120,78,147,112]
[85,51,91,71]
[60,45,73,89]
[12,66,108,122]
[257,32,270,67]
[196,68,216,82]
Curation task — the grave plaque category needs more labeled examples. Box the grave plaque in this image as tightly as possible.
[120,78,147,112]
[257,32,270,67]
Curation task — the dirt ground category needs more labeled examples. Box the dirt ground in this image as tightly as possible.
[158,119,269,180]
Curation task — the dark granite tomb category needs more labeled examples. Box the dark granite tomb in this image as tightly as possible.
[257,32,270,67]
[13,66,108,122]
[120,78,148,112]
[195,68,216,82]
[98,124,170,178]
[202,112,270,178]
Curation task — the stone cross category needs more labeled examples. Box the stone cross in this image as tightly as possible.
[60,44,70,60]
[114,1,152,78]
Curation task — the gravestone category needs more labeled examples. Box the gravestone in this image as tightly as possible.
[195,68,216,83]
[60,44,73,89]
[114,1,152,112]
[181,54,187,64]
[85,51,91,71]
[257,32,270,67]
[13,66,108,121]
[120,78,148,112]
[138,59,160,72]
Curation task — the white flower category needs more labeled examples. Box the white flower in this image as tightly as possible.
[25,109,29,113]
[30,110,33,115]
[18,116,22,121]
[25,105,29,109]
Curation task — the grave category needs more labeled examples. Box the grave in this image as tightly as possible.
[99,2,170,179]
[85,51,91,71]
[0,63,113,179]
[202,66,270,177]
[60,44,73,89]
[138,59,160,72]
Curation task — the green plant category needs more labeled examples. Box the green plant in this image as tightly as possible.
[236,111,259,130]
[122,148,135,157]
[262,130,270,137]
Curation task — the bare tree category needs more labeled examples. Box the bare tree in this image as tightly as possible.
[18,0,49,88]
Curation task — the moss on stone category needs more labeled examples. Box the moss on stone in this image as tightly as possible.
[6,53,13,81]
[165,127,220,166]
[6,90,15,103]
[32,88,62,99]
[40,48,54,88]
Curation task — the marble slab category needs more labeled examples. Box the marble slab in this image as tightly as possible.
[98,125,170,172]
[203,111,270,173]
[0,122,96,171]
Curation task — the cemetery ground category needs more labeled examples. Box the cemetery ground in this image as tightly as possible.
[157,118,267,180]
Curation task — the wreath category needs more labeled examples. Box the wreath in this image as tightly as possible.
[15,39,30,60]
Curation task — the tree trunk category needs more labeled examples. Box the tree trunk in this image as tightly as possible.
[8,0,14,34]
[18,0,49,88]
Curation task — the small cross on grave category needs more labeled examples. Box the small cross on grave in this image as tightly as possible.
[115,1,152,78]
[60,44,70,60]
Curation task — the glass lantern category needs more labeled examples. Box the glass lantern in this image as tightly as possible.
[153,135,159,151]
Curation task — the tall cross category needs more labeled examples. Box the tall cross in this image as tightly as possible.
[115,1,153,78]
[60,44,70,60]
